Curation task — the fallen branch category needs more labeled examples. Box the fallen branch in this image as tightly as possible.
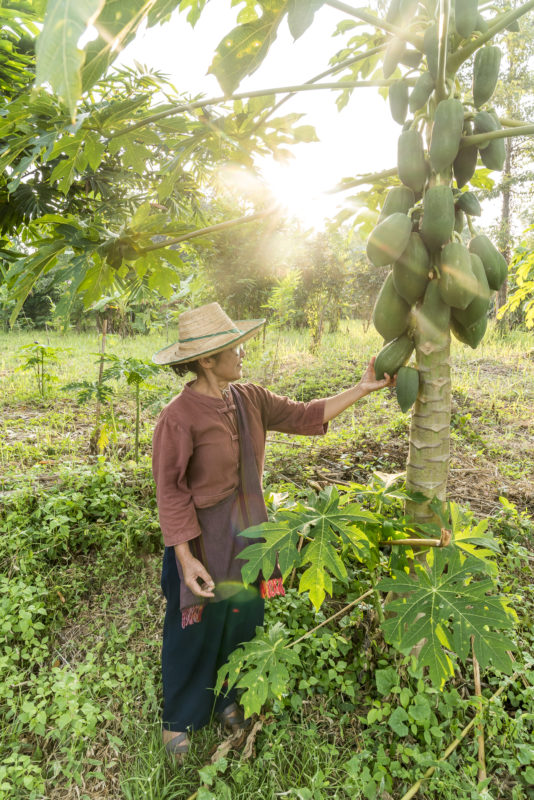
[398,673,518,800]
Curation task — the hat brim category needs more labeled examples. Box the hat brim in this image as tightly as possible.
[152,318,265,366]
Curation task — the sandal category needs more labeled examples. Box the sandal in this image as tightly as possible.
[215,702,252,734]
[163,730,190,760]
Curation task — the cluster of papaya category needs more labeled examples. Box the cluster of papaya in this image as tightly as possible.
[368,0,510,413]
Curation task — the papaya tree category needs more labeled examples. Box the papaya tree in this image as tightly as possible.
[197,0,534,527]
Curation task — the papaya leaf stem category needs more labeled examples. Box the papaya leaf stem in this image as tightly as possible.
[325,0,424,49]
[327,167,398,194]
[109,80,414,140]
[462,124,534,148]
[436,0,450,102]
[137,206,279,253]
[447,0,534,73]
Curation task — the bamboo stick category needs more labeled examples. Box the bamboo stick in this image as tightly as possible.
[381,528,451,549]
[288,589,374,648]
[471,637,487,783]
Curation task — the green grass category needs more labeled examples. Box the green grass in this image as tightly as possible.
[1,322,533,800]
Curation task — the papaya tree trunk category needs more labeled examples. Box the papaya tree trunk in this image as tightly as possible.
[406,329,451,524]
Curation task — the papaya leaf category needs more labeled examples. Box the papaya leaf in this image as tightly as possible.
[209,0,288,95]
[35,0,105,119]
[287,0,325,40]
[377,548,515,688]
[214,622,300,717]
[448,502,500,575]
[238,520,300,583]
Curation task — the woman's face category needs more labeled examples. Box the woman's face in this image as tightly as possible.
[210,344,245,383]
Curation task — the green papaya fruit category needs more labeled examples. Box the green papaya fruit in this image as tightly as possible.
[453,146,478,188]
[366,212,413,267]
[473,109,497,148]
[450,313,487,348]
[454,208,465,233]
[439,241,478,309]
[374,334,415,380]
[429,98,465,173]
[398,129,427,192]
[416,279,451,346]
[384,37,406,78]
[479,112,505,171]
[456,191,481,216]
[396,366,419,412]
[373,272,411,341]
[378,186,415,222]
[393,232,430,304]
[389,79,409,125]
[451,252,491,326]
[455,0,478,38]
[424,23,440,81]
[468,234,507,290]
[400,49,423,69]
[473,46,501,108]
[409,71,435,112]
[420,185,455,251]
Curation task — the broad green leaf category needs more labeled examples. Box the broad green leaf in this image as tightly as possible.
[215,622,300,717]
[299,517,347,610]
[287,0,325,39]
[389,706,409,736]
[209,0,288,95]
[377,549,515,688]
[81,0,148,93]
[375,667,398,695]
[35,0,105,119]
[238,521,300,584]
[83,132,106,171]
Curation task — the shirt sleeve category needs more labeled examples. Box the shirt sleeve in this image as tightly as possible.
[152,413,202,548]
[245,384,328,435]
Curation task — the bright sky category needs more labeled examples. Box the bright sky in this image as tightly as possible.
[119,1,399,229]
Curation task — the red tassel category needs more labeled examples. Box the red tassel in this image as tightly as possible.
[181,604,204,628]
[260,578,285,599]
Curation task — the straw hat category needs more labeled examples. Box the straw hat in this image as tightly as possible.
[152,303,265,366]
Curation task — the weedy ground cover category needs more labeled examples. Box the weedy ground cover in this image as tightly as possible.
[0,322,533,800]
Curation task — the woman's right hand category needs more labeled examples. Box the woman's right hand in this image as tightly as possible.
[174,544,215,598]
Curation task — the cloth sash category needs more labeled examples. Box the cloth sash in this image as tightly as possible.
[177,384,284,628]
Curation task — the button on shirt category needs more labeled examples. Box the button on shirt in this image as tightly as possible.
[152,381,327,547]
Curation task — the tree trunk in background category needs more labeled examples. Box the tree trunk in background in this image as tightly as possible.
[406,329,451,525]
[496,136,513,323]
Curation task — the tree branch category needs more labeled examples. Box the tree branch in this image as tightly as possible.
[136,206,279,254]
[327,167,398,194]
[447,0,534,73]
[436,0,451,101]
[108,80,414,140]
[462,124,534,148]
[248,44,386,136]
[325,0,424,49]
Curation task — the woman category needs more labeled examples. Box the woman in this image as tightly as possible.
[152,303,393,758]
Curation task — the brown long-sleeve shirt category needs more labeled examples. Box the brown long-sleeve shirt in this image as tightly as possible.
[152,381,327,547]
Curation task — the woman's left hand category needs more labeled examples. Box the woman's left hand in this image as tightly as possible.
[358,357,396,396]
